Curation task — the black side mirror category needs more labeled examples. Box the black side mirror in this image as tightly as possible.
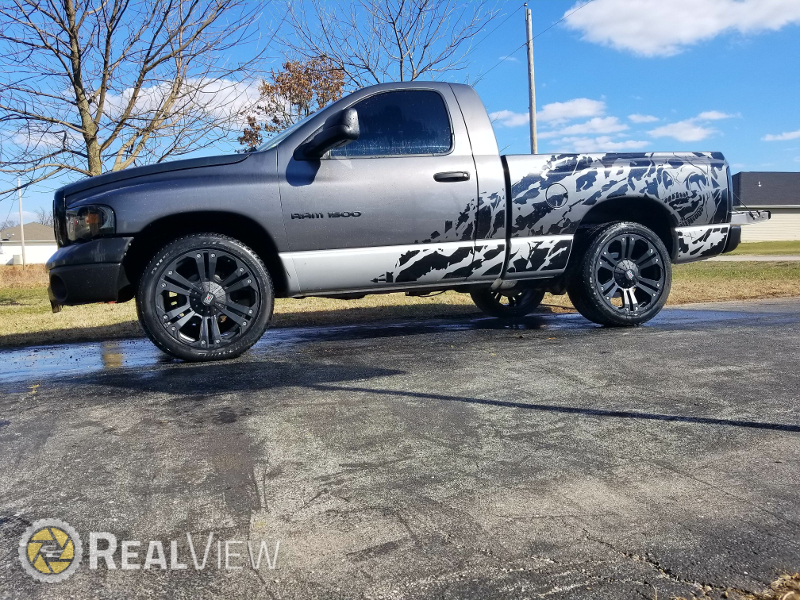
[294,108,360,160]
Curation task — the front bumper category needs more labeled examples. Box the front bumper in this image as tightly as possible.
[47,237,134,307]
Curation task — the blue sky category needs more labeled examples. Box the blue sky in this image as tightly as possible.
[5,0,800,220]
[474,0,800,169]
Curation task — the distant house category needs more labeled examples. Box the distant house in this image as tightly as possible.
[733,172,800,242]
[0,222,58,265]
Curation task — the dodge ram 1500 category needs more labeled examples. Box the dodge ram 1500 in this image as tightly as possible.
[47,82,770,360]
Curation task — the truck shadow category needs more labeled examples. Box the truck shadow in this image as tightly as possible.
[66,359,404,396]
[309,384,800,434]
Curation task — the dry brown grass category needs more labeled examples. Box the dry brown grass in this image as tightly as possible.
[2,260,800,349]
[0,264,48,289]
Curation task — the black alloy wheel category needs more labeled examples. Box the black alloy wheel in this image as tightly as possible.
[471,286,546,318]
[137,234,273,361]
[567,222,671,326]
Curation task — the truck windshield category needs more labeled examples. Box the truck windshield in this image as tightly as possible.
[255,112,318,152]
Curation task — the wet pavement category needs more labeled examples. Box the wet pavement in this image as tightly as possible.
[0,298,798,599]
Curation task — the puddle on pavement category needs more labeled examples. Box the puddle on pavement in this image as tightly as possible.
[0,303,793,385]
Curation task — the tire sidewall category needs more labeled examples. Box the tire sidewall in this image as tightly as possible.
[578,222,672,326]
[137,234,274,361]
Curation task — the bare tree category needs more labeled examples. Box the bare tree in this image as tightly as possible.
[239,57,346,151]
[0,219,16,232]
[283,0,499,89]
[34,207,54,227]
[0,0,273,198]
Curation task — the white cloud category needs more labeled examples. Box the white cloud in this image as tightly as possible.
[647,110,735,142]
[490,98,607,129]
[563,0,800,57]
[539,116,628,139]
[648,121,716,142]
[105,78,262,128]
[762,129,800,141]
[696,111,735,120]
[537,98,606,124]
[629,114,659,123]
[489,110,530,128]
[551,136,650,153]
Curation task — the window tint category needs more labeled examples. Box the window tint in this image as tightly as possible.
[329,90,452,158]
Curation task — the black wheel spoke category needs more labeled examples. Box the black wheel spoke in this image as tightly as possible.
[221,262,246,287]
[164,304,190,320]
[199,316,210,346]
[219,307,246,326]
[223,299,251,316]
[637,254,659,270]
[635,283,656,299]
[165,271,201,294]
[211,315,223,343]
[225,277,254,294]
[194,253,206,281]
[207,252,217,280]
[600,279,616,294]
[638,276,661,292]
[173,311,196,329]
[600,253,618,269]
[619,236,629,260]
[162,281,193,295]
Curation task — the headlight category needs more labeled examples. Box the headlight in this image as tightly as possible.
[66,205,115,242]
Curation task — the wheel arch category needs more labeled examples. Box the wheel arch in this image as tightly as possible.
[576,196,678,259]
[121,211,288,301]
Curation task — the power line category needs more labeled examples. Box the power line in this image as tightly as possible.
[470,3,526,52]
[531,0,595,42]
[474,0,596,84]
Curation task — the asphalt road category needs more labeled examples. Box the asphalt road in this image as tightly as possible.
[1,298,799,599]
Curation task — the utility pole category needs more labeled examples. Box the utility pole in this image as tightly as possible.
[17,177,26,268]
[525,4,537,154]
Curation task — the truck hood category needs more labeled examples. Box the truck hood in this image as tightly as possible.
[58,154,251,199]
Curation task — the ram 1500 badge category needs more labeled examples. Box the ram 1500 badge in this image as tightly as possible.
[46,82,770,361]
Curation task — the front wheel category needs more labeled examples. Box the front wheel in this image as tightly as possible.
[137,233,274,361]
[567,222,671,326]
[470,286,546,319]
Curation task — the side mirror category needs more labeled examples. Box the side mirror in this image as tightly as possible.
[294,108,360,160]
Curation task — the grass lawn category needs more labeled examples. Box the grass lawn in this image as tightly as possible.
[730,240,800,255]
[2,260,800,348]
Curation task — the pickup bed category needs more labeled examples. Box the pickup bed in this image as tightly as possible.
[47,81,770,360]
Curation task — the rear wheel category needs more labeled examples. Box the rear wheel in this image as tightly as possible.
[567,222,671,326]
[470,286,546,319]
[137,233,273,361]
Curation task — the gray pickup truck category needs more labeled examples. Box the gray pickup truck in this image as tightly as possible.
[47,81,769,360]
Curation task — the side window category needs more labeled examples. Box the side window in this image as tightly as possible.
[329,90,452,158]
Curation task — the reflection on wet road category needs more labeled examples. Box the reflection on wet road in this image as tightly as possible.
[1,298,798,385]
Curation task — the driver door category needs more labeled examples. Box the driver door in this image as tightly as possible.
[277,87,478,294]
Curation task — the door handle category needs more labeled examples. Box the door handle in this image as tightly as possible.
[433,171,470,182]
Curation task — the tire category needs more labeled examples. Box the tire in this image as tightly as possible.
[567,222,671,326]
[136,233,274,361]
[470,285,546,319]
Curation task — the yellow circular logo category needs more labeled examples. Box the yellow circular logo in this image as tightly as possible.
[19,519,82,583]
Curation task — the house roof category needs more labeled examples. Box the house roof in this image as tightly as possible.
[733,172,800,207]
[0,222,56,242]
